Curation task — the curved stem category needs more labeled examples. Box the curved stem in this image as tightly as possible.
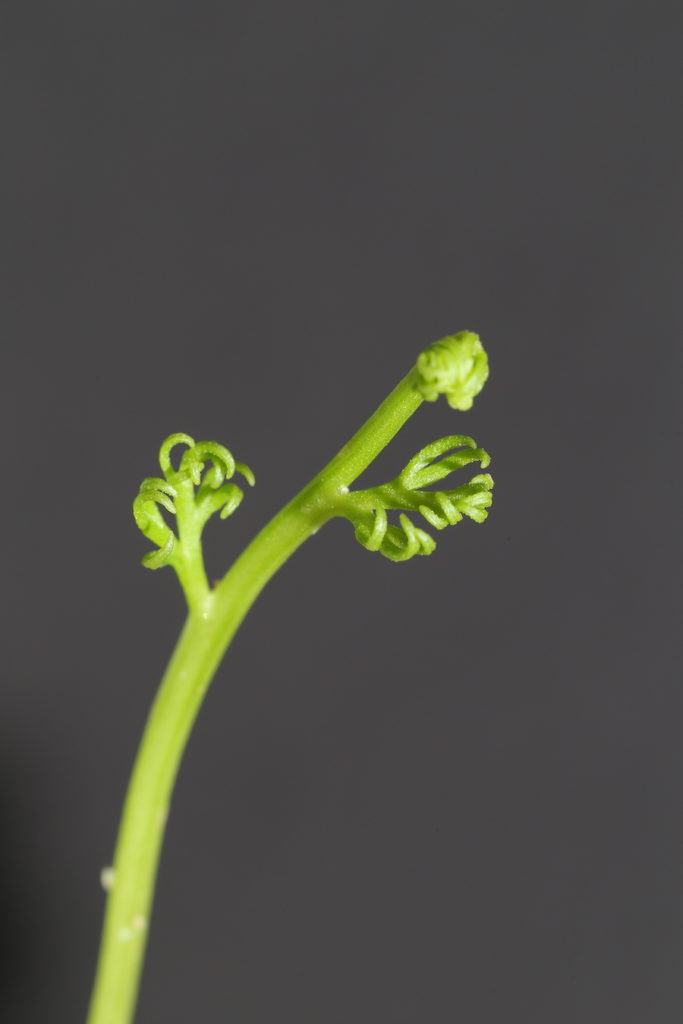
[86,502,319,1024]
[86,369,424,1024]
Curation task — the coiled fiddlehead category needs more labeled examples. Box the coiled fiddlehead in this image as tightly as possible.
[339,435,493,562]
[133,433,254,604]
[415,331,489,410]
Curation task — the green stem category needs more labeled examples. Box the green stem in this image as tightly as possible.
[86,370,423,1024]
[172,476,211,611]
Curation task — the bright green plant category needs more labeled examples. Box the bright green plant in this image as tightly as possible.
[86,331,494,1024]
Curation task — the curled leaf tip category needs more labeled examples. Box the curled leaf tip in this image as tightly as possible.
[158,433,195,476]
[141,533,175,570]
[181,441,236,488]
[415,331,489,410]
[235,462,255,487]
[353,507,436,562]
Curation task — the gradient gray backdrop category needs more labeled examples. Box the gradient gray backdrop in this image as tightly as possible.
[2,3,681,1022]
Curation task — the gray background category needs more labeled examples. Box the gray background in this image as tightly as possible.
[2,2,680,1021]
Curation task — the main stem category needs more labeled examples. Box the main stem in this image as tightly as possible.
[87,371,423,1024]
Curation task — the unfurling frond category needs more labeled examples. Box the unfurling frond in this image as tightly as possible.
[339,435,493,562]
[133,433,254,573]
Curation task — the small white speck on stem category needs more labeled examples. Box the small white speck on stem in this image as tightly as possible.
[116,915,147,943]
[100,866,115,891]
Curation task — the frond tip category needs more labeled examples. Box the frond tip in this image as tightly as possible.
[415,331,489,410]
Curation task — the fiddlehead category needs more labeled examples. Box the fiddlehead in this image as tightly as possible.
[339,435,493,563]
[133,433,255,605]
[415,331,489,410]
